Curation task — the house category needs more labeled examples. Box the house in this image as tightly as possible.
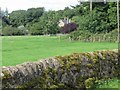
[58,17,71,27]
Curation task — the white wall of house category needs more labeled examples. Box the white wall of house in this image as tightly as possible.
[58,18,71,27]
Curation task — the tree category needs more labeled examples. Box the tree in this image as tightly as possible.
[25,7,44,23]
[8,7,44,27]
[29,24,43,35]
[107,2,117,30]
[9,10,26,27]
[3,2,118,36]
[72,2,117,34]
[29,10,60,35]
[63,7,75,18]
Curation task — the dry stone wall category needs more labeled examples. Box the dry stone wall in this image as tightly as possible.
[1,49,119,89]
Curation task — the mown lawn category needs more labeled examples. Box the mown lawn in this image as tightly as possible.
[2,36,118,66]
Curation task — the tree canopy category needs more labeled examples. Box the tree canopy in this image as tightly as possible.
[1,2,119,36]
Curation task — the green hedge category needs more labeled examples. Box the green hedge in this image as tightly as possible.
[68,29,118,42]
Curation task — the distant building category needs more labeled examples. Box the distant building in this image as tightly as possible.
[58,17,71,27]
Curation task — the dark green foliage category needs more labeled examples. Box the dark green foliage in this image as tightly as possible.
[2,26,26,36]
[63,7,76,18]
[68,30,91,40]
[25,7,44,23]
[71,2,119,36]
[68,29,118,42]
[2,2,119,36]
[9,10,27,27]
[29,11,60,35]
[108,2,118,30]
[8,8,44,27]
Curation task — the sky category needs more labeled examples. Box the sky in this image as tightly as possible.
[1,0,116,13]
[0,0,80,13]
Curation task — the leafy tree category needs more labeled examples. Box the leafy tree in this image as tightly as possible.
[107,2,118,30]
[8,7,44,27]
[72,2,118,34]
[29,11,60,35]
[63,7,75,18]
[29,22,44,35]
[2,2,118,36]
[9,10,26,27]
[25,7,44,23]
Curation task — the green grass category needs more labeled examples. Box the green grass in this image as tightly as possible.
[2,36,118,66]
[94,78,119,89]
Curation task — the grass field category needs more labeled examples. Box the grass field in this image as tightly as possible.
[94,78,119,89]
[2,36,118,66]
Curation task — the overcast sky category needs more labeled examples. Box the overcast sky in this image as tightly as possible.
[0,0,80,13]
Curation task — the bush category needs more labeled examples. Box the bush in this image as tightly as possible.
[68,29,118,42]
[2,26,25,36]
[68,30,92,40]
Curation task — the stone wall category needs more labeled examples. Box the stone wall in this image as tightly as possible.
[1,49,119,89]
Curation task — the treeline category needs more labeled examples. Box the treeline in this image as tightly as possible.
[1,2,119,36]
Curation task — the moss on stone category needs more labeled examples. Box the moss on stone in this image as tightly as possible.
[86,64,93,69]
[85,78,95,88]
[2,70,12,80]
[49,85,58,89]
[2,50,119,89]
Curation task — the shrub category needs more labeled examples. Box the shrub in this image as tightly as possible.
[68,30,92,40]
[68,29,118,42]
[2,26,26,36]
